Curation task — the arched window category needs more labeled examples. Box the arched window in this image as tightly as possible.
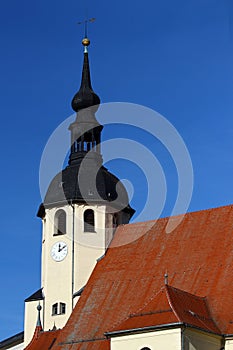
[54,209,66,235]
[84,209,95,232]
[140,348,151,350]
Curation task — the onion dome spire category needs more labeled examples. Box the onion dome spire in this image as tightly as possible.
[69,37,103,166]
[37,35,135,221]
[71,37,100,112]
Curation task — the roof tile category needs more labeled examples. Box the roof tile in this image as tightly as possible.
[27,204,233,349]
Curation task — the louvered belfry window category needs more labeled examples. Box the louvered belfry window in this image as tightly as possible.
[54,209,66,235]
[84,209,95,232]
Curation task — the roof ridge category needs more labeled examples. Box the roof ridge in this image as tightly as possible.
[201,296,221,333]
[129,308,172,318]
[165,285,181,323]
[124,203,233,227]
[106,285,165,333]
[130,285,166,317]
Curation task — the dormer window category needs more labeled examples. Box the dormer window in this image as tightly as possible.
[54,209,66,235]
[84,209,95,232]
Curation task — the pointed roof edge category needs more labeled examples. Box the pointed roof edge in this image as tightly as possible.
[25,288,44,302]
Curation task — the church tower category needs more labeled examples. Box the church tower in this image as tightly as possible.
[24,37,134,346]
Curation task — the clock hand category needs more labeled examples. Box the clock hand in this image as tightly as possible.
[60,245,66,251]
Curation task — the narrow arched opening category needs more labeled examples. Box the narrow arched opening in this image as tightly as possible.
[84,209,95,232]
[54,209,66,235]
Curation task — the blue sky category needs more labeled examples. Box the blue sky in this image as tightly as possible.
[0,0,233,341]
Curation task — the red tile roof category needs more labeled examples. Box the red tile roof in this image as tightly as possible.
[24,329,60,350]
[54,339,110,350]
[107,285,220,335]
[166,285,220,334]
[27,204,233,349]
[106,286,178,333]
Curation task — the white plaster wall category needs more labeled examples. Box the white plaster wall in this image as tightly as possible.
[225,338,233,350]
[42,205,73,332]
[24,300,39,347]
[183,329,222,350]
[41,203,115,332]
[24,202,121,344]
[110,328,182,350]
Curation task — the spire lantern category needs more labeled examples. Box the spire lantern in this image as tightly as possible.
[69,36,103,165]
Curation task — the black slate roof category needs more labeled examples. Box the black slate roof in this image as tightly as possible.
[25,288,44,302]
[0,331,24,349]
[71,52,100,112]
[37,162,134,218]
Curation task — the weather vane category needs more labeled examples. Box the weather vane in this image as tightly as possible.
[77,17,96,38]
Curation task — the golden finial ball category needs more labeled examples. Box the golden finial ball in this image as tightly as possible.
[82,37,90,46]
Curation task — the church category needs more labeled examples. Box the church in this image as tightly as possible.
[1,35,233,350]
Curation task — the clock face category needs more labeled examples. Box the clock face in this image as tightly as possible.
[51,241,68,262]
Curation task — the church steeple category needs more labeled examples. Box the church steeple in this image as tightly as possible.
[71,38,100,112]
[69,37,103,165]
[27,31,135,348]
